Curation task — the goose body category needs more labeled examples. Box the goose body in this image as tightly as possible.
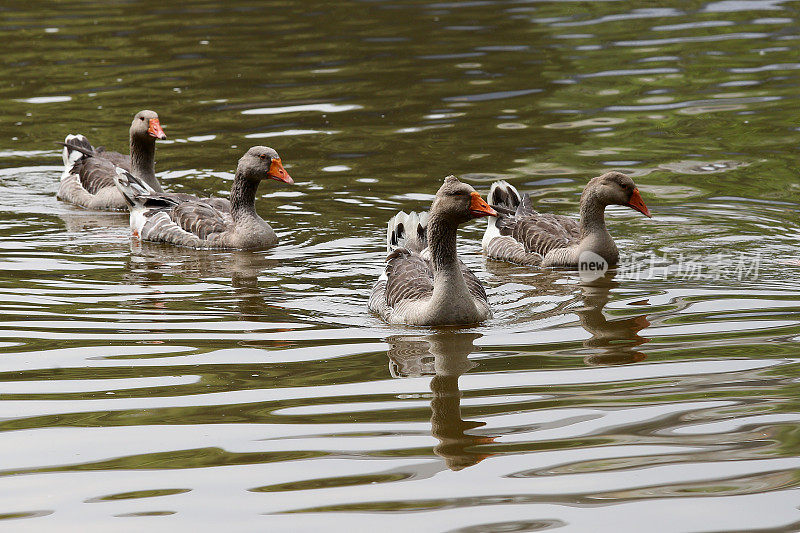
[57,110,167,210]
[483,172,651,268]
[369,176,496,326]
[113,146,292,250]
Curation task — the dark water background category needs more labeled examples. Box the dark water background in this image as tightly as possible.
[2,1,800,530]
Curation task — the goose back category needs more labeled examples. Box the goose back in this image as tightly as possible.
[370,246,488,323]
[57,110,165,211]
[484,181,580,266]
[370,176,494,326]
[483,173,650,268]
[112,146,289,250]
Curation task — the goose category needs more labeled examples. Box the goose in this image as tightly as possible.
[112,146,293,250]
[57,110,167,210]
[483,171,651,268]
[369,175,496,326]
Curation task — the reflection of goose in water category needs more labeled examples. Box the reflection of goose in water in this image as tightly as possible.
[56,209,129,236]
[483,263,649,365]
[574,273,650,365]
[387,332,496,471]
[123,242,282,320]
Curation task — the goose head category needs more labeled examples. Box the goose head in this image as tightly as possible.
[238,146,293,184]
[431,175,497,224]
[130,110,167,141]
[584,171,651,217]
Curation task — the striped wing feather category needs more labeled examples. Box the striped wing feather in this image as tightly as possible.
[76,157,123,195]
[166,201,230,239]
[69,144,132,195]
[382,248,487,308]
[501,212,580,257]
[384,249,433,308]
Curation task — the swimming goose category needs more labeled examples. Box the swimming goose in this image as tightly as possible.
[112,146,293,250]
[57,110,167,210]
[369,176,496,326]
[483,171,651,268]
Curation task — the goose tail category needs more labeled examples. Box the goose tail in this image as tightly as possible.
[517,192,535,216]
[386,210,429,253]
[112,167,155,209]
[483,180,522,251]
[488,180,521,212]
[60,134,95,178]
[113,167,165,236]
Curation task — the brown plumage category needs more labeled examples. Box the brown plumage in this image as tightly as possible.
[114,146,293,250]
[57,110,166,210]
[483,172,651,268]
[369,176,496,326]
[374,248,488,316]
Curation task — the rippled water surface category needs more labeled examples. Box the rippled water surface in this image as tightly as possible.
[2,1,800,530]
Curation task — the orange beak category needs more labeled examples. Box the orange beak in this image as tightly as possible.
[469,192,497,218]
[268,158,293,184]
[147,118,167,140]
[626,188,651,218]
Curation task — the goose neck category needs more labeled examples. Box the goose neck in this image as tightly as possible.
[230,173,260,222]
[427,214,461,276]
[129,136,162,192]
[579,191,608,238]
[426,213,474,319]
[578,189,618,264]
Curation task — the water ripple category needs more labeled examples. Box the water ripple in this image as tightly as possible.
[2,1,800,530]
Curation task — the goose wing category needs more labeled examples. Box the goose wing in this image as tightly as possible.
[383,248,434,307]
[485,187,582,264]
[63,139,132,195]
[114,168,231,247]
[167,200,230,239]
[370,212,434,319]
[369,248,433,319]
[370,249,487,315]
[460,260,488,303]
[75,157,123,195]
[499,212,580,257]
[135,198,230,248]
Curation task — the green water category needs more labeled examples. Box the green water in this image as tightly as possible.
[1,1,800,531]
